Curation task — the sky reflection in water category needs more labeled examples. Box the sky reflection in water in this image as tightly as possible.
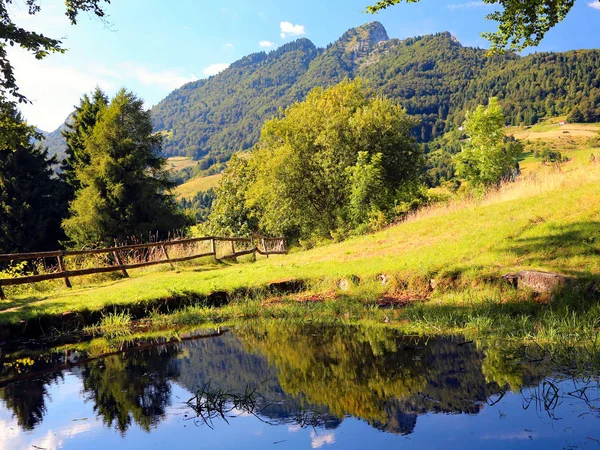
[0,324,599,449]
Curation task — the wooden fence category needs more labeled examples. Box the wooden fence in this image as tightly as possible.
[0,235,287,300]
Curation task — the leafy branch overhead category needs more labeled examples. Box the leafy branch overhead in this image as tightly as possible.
[366,0,596,53]
[0,0,110,103]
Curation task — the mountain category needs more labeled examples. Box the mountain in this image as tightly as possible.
[151,22,600,161]
[41,21,600,165]
[38,125,67,160]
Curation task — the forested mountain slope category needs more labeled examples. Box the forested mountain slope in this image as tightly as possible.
[151,21,600,160]
[43,22,600,163]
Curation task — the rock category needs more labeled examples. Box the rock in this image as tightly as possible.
[207,291,230,307]
[338,275,360,291]
[429,279,438,291]
[502,271,567,293]
[268,279,305,294]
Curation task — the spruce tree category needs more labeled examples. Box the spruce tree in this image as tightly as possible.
[0,102,67,254]
[61,88,108,197]
[62,89,189,247]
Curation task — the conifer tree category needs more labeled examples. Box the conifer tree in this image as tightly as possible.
[63,89,189,247]
[61,87,108,197]
[0,102,67,254]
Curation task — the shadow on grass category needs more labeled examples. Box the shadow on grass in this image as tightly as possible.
[503,221,600,276]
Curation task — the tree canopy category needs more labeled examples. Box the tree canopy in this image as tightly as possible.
[366,0,596,53]
[0,102,67,254]
[63,89,189,247]
[61,87,109,197]
[206,80,423,241]
[454,97,523,189]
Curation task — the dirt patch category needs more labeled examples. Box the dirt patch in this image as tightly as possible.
[261,290,337,306]
[377,292,428,309]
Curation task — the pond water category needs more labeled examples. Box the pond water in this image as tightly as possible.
[1,324,599,449]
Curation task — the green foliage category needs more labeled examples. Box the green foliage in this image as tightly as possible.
[179,188,215,223]
[151,24,600,166]
[0,102,67,254]
[365,0,587,53]
[61,87,108,196]
[0,0,109,103]
[63,89,189,247]
[347,152,387,227]
[152,39,319,159]
[454,98,523,189]
[567,98,600,123]
[203,155,258,236]
[206,80,422,241]
[535,148,569,165]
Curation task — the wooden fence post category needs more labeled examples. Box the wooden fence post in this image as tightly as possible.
[113,250,129,278]
[57,252,72,288]
[231,240,235,256]
[0,285,5,301]
[211,238,216,259]
[262,238,269,258]
[161,245,175,269]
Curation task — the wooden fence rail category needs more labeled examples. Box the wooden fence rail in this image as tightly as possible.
[0,235,287,300]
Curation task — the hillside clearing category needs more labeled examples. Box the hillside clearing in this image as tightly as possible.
[176,174,222,199]
[166,156,197,172]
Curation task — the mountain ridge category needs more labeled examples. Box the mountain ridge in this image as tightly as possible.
[40,21,600,164]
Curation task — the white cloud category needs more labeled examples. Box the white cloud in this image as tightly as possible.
[224,43,235,49]
[447,1,488,9]
[280,21,306,39]
[203,63,230,76]
[10,49,115,131]
[10,48,196,131]
[310,431,335,449]
[183,25,190,30]
[588,1,600,10]
[259,40,275,48]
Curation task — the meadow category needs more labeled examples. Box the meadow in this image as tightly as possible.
[2,133,599,343]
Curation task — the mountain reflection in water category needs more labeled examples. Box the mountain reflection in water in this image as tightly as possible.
[0,324,599,449]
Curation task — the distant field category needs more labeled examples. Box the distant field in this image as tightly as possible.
[509,122,600,141]
[176,174,222,199]
[507,120,600,175]
[166,156,197,172]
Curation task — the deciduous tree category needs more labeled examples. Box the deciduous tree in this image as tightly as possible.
[454,97,522,189]
[206,80,423,241]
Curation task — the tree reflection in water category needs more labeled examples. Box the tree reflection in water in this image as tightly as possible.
[0,323,597,438]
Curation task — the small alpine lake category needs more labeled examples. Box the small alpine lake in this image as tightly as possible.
[1,324,599,449]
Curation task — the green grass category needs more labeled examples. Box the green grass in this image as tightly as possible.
[1,160,599,339]
[166,156,198,172]
[176,174,222,199]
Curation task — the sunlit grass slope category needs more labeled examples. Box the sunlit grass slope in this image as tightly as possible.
[166,156,197,172]
[2,158,599,325]
[175,174,222,199]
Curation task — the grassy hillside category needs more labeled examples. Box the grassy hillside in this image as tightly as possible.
[175,174,222,199]
[2,151,599,336]
[507,121,600,174]
[166,156,198,172]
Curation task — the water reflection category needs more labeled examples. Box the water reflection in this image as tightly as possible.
[0,324,599,449]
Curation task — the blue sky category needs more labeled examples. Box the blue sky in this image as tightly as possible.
[10,0,600,131]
